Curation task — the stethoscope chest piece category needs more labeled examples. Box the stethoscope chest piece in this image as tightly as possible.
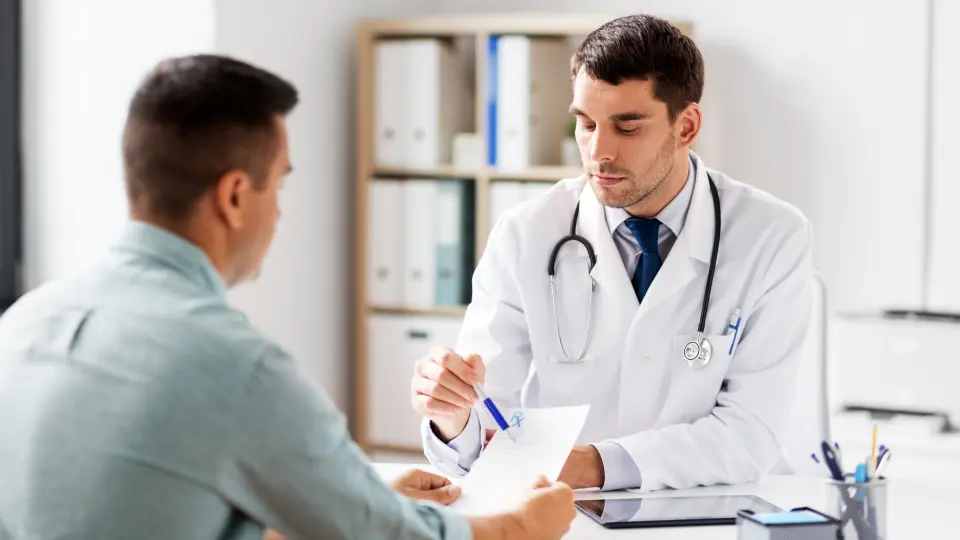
[683,335,712,370]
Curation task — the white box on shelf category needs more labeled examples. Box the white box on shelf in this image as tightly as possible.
[366,314,464,448]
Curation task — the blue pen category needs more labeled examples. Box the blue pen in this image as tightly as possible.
[474,384,515,441]
[820,441,845,481]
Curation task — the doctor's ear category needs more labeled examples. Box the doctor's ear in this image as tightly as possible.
[214,169,253,229]
[674,102,702,148]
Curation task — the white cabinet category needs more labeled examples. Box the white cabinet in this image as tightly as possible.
[365,314,464,448]
[830,314,960,415]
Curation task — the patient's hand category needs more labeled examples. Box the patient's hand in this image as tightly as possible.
[263,529,286,540]
[390,468,462,505]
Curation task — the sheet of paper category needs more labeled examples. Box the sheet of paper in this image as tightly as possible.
[449,405,590,515]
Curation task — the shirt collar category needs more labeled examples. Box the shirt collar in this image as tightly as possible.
[605,154,697,237]
[113,220,229,299]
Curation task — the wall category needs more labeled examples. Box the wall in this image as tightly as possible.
[425,0,932,314]
[21,0,216,289]
[215,0,433,412]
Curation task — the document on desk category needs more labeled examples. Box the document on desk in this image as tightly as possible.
[448,405,590,515]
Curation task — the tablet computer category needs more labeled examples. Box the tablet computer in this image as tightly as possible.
[575,494,782,529]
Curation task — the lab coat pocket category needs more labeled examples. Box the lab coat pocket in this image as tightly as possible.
[667,333,735,421]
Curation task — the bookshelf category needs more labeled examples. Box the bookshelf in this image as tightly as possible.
[354,14,694,454]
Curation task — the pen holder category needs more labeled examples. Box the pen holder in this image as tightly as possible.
[825,478,888,540]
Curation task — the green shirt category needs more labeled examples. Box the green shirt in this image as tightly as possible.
[0,221,470,540]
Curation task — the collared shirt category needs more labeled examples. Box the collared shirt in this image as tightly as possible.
[425,156,698,492]
[0,221,469,540]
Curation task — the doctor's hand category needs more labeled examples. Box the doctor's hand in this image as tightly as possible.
[390,468,463,505]
[411,347,485,442]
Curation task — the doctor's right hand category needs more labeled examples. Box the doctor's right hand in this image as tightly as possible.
[411,347,485,442]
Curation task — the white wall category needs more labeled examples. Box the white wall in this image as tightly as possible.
[215,0,433,412]
[425,0,931,314]
[22,0,216,289]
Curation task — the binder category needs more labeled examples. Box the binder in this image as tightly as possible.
[490,181,524,229]
[487,35,500,166]
[366,179,404,307]
[434,180,475,306]
[373,40,406,166]
[522,181,553,203]
[495,36,571,170]
[403,180,438,307]
[404,39,472,167]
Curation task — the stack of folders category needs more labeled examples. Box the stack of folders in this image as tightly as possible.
[366,178,475,309]
[374,38,473,168]
[490,181,555,229]
[488,35,572,170]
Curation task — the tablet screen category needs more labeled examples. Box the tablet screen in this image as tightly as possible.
[576,495,782,528]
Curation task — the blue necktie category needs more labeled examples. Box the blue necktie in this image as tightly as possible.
[624,217,662,303]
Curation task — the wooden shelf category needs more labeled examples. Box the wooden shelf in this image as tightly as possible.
[372,165,478,180]
[488,166,583,182]
[368,305,468,317]
[357,13,643,38]
[371,165,583,183]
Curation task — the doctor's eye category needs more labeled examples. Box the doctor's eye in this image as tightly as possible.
[578,122,596,132]
[617,126,640,135]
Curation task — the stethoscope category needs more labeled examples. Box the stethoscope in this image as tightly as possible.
[547,173,722,370]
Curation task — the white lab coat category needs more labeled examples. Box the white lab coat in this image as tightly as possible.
[423,151,814,491]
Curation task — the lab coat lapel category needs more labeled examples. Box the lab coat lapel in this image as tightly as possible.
[578,182,640,312]
[636,156,715,318]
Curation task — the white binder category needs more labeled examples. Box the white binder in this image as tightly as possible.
[373,40,407,167]
[490,181,525,229]
[403,180,438,307]
[522,181,554,203]
[495,36,571,170]
[404,39,472,167]
[366,180,404,307]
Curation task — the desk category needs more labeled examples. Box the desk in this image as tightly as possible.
[373,463,954,538]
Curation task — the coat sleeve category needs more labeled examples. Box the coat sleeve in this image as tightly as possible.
[610,218,816,491]
[421,213,533,472]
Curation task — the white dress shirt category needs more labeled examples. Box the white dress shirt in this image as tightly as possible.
[423,156,697,491]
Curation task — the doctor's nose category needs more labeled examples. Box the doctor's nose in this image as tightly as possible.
[587,128,618,164]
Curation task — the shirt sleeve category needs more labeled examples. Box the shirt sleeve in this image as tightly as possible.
[591,441,643,491]
[216,346,472,540]
[421,410,483,476]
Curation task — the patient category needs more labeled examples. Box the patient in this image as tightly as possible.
[0,54,575,540]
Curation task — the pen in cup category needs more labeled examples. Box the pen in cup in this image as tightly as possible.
[474,384,515,441]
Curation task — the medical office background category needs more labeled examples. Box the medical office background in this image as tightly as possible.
[3,0,960,481]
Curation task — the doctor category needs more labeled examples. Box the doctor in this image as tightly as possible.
[410,14,814,492]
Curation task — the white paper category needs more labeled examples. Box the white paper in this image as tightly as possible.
[449,405,590,515]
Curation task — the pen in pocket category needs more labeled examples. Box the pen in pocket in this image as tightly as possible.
[726,308,741,355]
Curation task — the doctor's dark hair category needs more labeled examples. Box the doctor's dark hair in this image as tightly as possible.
[122,54,298,220]
[572,14,704,121]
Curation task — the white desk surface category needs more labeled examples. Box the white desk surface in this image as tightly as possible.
[373,462,955,538]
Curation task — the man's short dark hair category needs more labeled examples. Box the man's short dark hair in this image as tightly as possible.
[572,14,704,121]
[122,54,298,221]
